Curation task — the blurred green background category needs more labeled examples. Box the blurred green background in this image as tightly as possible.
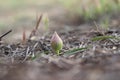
[0,0,119,29]
[0,0,56,29]
[0,0,119,42]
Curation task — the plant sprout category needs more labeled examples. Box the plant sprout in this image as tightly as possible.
[51,31,63,55]
[42,13,49,30]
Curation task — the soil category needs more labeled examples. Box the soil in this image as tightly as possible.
[0,10,120,80]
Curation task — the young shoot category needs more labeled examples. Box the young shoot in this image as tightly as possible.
[51,31,63,55]
[43,13,49,30]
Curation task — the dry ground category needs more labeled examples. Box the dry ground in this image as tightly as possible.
[0,0,120,80]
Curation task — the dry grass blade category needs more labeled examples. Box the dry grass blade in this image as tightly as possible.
[93,21,104,35]
[35,14,43,30]
[22,30,26,44]
[22,46,30,62]
[29,29,36,39]
[29,14,43,39]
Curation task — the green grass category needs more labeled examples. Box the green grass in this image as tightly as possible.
[64,47,88,56]
[91,35,115,41]
[0,0,119,30]
[0,0,56,9]
[0,0,56,30]
[91,35,120,41]
[59,0,120,20]
[0,0,26,9]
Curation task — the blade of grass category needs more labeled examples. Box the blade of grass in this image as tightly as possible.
[64,47,88,56]
[91,35,118,41]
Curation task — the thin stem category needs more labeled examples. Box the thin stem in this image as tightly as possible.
[0,29,12,40]
[55,50,60,55]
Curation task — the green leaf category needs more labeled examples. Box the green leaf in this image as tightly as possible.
[64,47,88,56]
[91,35,115,41]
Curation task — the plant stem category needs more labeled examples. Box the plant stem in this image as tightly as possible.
[55,50,60,55]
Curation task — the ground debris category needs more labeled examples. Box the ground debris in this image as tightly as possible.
[0,28,120,80]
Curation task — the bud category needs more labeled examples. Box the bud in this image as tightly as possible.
[51,31,63,55]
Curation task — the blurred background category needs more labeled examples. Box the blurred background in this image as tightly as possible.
[0,0,120,42]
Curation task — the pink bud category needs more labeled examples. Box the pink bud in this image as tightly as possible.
[51,31,63,55]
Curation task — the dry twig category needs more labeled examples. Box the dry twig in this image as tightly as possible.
[0,29,12,41]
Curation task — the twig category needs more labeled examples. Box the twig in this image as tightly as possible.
[11,48,19,63]
[0,29,12,40]
[22,46,30,62]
